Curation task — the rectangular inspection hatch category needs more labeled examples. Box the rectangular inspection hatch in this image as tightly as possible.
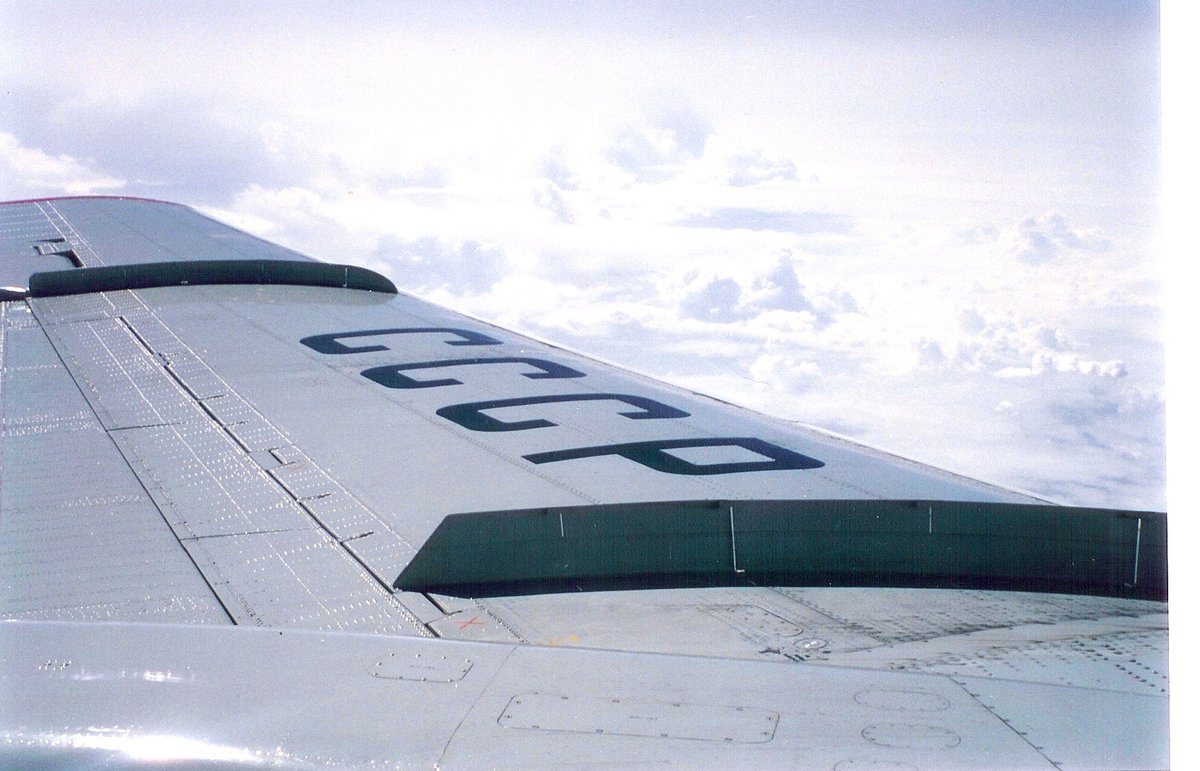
[371,652,473,683]
[498,692,778,743]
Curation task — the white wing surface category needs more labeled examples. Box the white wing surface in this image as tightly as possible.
[1,197,1167,768]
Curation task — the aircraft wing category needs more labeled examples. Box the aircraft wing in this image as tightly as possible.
[0,197,1167,768]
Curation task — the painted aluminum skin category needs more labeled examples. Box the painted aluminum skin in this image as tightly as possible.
[0,197,1167,768]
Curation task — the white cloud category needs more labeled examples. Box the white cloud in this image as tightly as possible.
[375,236,510,295]
[720,148,801,187]
[1004,211,1110,264]
[675,208,851,235]
[933,307,1128,381]
[606,104,713,181]
[748,354,823,393]
[678,274,747,322]
[0,132,125,197]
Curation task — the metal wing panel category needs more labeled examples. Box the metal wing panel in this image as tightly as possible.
[129,282,1041,518]
[31,197,314,269]
[35,311,199,429]
[0,203,82,288]
[12,284,431,634]
[7,620,1166,769]
[0,301,230,624]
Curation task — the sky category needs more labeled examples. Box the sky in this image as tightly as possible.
[0,0,1165,510]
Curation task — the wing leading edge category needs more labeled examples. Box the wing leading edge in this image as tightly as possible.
[0,197,1167,768]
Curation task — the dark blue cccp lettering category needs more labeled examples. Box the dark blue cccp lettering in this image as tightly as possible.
[300,327,502,355]
[361,357,585,389]
[437,393,689,432]
[524,437,824,475]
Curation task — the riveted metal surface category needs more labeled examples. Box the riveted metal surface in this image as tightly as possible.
[183,529,423,632]
[441,585,1169,708]
[899,626,1169,696]
[4,618,1170,769]
[0,202,65,258]
[447,640,1059,768]
[0,302,229,624]
[103,298,293,451]
[26,198,311,268]
[951,675,1168,770]
[0,202,80,288]
[698,604,812,658]
[111,421,314,538]
[0,321,96,430]
[0,497,230,624]
[29,291,121,325]
[425,599,526,643]
[18,286,428,634]
[29,200,106,267]
[87,301,418,581]
[35,312,198,429]
[770,588,1171,688]
[342,530,419,589]
[267,453,337,499]
[371,651,474,682]
[497,692,779,743]
[297,488,411,546]
[198,395,289,451]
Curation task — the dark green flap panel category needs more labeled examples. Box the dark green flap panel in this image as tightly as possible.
[395,499,1166,600]
[25,259,397,297]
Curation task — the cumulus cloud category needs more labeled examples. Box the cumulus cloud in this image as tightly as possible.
[1000,375,1164,506]
[531,182,575,225]
[995,352,1127,379]
[748,353,823,392]
[748,256,813,312]
[673,254,858,332]
[721,149,801,187]
[3,88,295,200]
[1004,211,1109,264]
[915,338,947,366]
[751,255,859,319]
[606,104,712,181]
[0,132,125,197]
[675,207,851,235]
[374,236,509,295]
[539,150,579,192]
[678,274,747,322]
[930,307,1128,381]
